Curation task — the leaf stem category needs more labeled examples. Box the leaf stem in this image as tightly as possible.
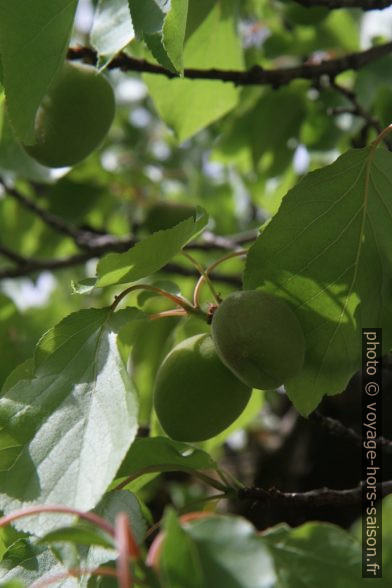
[0,504,115,537]
[371,123,392,152]
[182,251,222,305]
[30,566,119,588]
[111,283,208,320]
[115,513,138,588]
[193,250,247,308]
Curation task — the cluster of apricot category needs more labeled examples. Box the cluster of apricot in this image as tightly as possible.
[154,290,305,442]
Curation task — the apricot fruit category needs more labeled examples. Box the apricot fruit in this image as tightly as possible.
[211,290,305,390]
[22,62,115,168]
[153,334,251,442]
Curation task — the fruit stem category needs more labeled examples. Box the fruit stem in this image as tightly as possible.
[111,284,199,318]
[181,251,222,306]
[193,249,247,308]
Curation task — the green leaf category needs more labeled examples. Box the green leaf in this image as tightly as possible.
[39,526,114,550]
[1,359,34,395]
[96,208,208,287]
[71,278,98,295]
[244,146,392,415]
[91,0,134,58]
[0,307,142,534]
[116,436,217,479]
[94,490,147,545]
[215,86,307,176]
[128,0,187,73]
[145,0,243,142]
[165,514,276,587]
[0,0,78,144]
[128,0,174,71]
[0,540,69,586]
[162,0,189,73]
[160,509,204,587]
[261,522,362,587]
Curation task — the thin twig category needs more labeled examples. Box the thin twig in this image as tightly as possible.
[67,41,392,88]
[0,251,242,285]
[239,480,392,506]
[329,81,392,151]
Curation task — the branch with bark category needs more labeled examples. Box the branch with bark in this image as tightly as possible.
[327,80,392,150]
[67,41,392,88]
[0,181,247,286]
[310,410,392,452]
[239,480,392,506]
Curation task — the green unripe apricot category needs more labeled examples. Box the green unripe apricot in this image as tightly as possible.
[23,62,115,168]
[211,290,305,390]
[145,202,197,233]
[153,334,251,442]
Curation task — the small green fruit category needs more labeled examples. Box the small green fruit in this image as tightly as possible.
[211,290,305,390]
[23,62,115,168]
[145,202,197,233]
[153,334,251,442]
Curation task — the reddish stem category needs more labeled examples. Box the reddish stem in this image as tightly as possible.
[149,308,188,320]
[111,283,193,312]
[0,504,115,538]
[115,512,139,588]
[30,566,118,588]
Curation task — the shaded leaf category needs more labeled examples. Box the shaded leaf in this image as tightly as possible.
[244,146,392,415]
[0,0,78,143]
[161,514,276,587]
[261,522,362,587]
[116,436,217,479]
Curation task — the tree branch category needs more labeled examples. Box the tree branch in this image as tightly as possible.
[239,480,392,506]
[310,410,392,452]
[328,81,392,150]
[67,41,392,88]
[0,250,242,287]
[293,0,392,9]
[0,180,122,250]
[0,243,30,266]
